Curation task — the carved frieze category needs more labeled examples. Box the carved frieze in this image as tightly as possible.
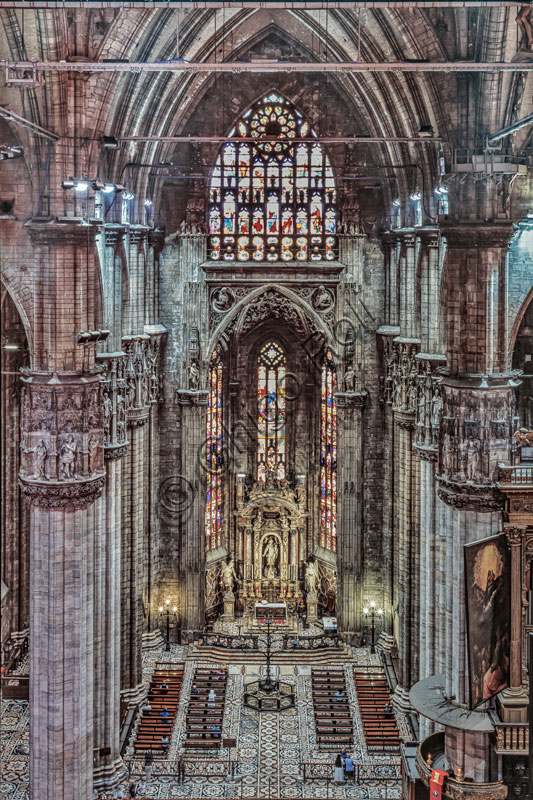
[123,334,151,427]
[19,370,105,510]
[209,285,336,335]
[97,352,128,459]
[438,380,515,486]
[382,337,420,415]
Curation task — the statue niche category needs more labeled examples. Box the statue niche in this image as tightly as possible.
[262,535,280,579]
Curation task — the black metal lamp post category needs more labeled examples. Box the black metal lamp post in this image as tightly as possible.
[159,599,178,651]
[363,600,383,654]
[259,619,276,693]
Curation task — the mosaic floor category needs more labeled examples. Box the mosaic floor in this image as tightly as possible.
[0,637,403,800]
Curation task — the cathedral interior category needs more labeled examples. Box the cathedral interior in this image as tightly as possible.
[1,2,533,800]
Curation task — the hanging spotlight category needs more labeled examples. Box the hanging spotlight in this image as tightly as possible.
[435,185,448,195]
[144,199,153,207]
[101,183,116,194]
[101,135,119,149]
[61,177,76,190]
[410,191,421,201]
[0,144,24,160]
[123,191,135,200]
[392,198,401,207]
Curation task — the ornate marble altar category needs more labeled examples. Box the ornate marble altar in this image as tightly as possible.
[234,474,308,618]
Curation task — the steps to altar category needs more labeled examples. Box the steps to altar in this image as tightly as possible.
[186,641,352,665]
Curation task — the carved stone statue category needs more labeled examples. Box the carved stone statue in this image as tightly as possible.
[312,285,334,312]
[221,558,237,594]
[431,391,443,428]
[88,436,99,473]
[116,392,126,442]
[442,435,454,475]
[103,391,112,431]
[188,360,200,391]
[212,287,235,313]
[59,434,77,480]
[263,536,279,579]
[34,439,48,479]
[344,364,356,393]
[466,439,480,483]
[305,560,319,595]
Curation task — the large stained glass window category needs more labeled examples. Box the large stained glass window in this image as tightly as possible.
[257,341,286,482]
[209,93,337,262]
[206,344,223,550]
[320,349,337,551]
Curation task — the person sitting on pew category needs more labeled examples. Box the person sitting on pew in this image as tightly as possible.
[211,724,221,738]
[191,684,199,694]
[161,707,170,722]
[160,682,169,694]
[161,735,169,751]
[383,703,393,717]
[333,689,344,702]
[149,679,157,690]
[142,701,152,715]
[208,689,216,707]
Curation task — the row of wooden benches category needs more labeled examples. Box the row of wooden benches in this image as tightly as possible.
[354,669,400,749]
[312,669,353,746]
[133,665,184,753]
[183,667,227,749]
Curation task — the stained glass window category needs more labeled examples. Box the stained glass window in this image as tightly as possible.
[209,93,337,262]
[320,349,337,551]
[257,341,286,482]
[206,344,223,550]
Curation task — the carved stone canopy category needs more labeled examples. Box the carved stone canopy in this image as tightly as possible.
[436,476,505,512]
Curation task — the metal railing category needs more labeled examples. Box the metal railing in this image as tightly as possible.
[301,761,401,782]
[198,632,259,651]
[282,633,341,650]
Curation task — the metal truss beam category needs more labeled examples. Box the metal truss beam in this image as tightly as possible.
[3,59,532,74]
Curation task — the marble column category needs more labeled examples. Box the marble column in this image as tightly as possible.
[128,226,149,335]
[120,334,151,703]
[435,376,516,781]
[394,409,418,698]
[441,224,513,375]
[497,526,528,722]
[93,352,128,789]
[143,326,166,644]
[19,371,105,800]
[176,389,209,634]
[335,390,367,638]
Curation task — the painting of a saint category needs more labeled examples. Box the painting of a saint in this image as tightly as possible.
[464,534,510,708]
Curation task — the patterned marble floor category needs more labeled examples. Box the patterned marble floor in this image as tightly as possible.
[0,642,402,800]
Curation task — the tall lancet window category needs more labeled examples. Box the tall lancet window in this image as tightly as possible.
[208,92,337,262]
[320,349,337,551]
[206,344,223,550]
[257,341,286,482]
